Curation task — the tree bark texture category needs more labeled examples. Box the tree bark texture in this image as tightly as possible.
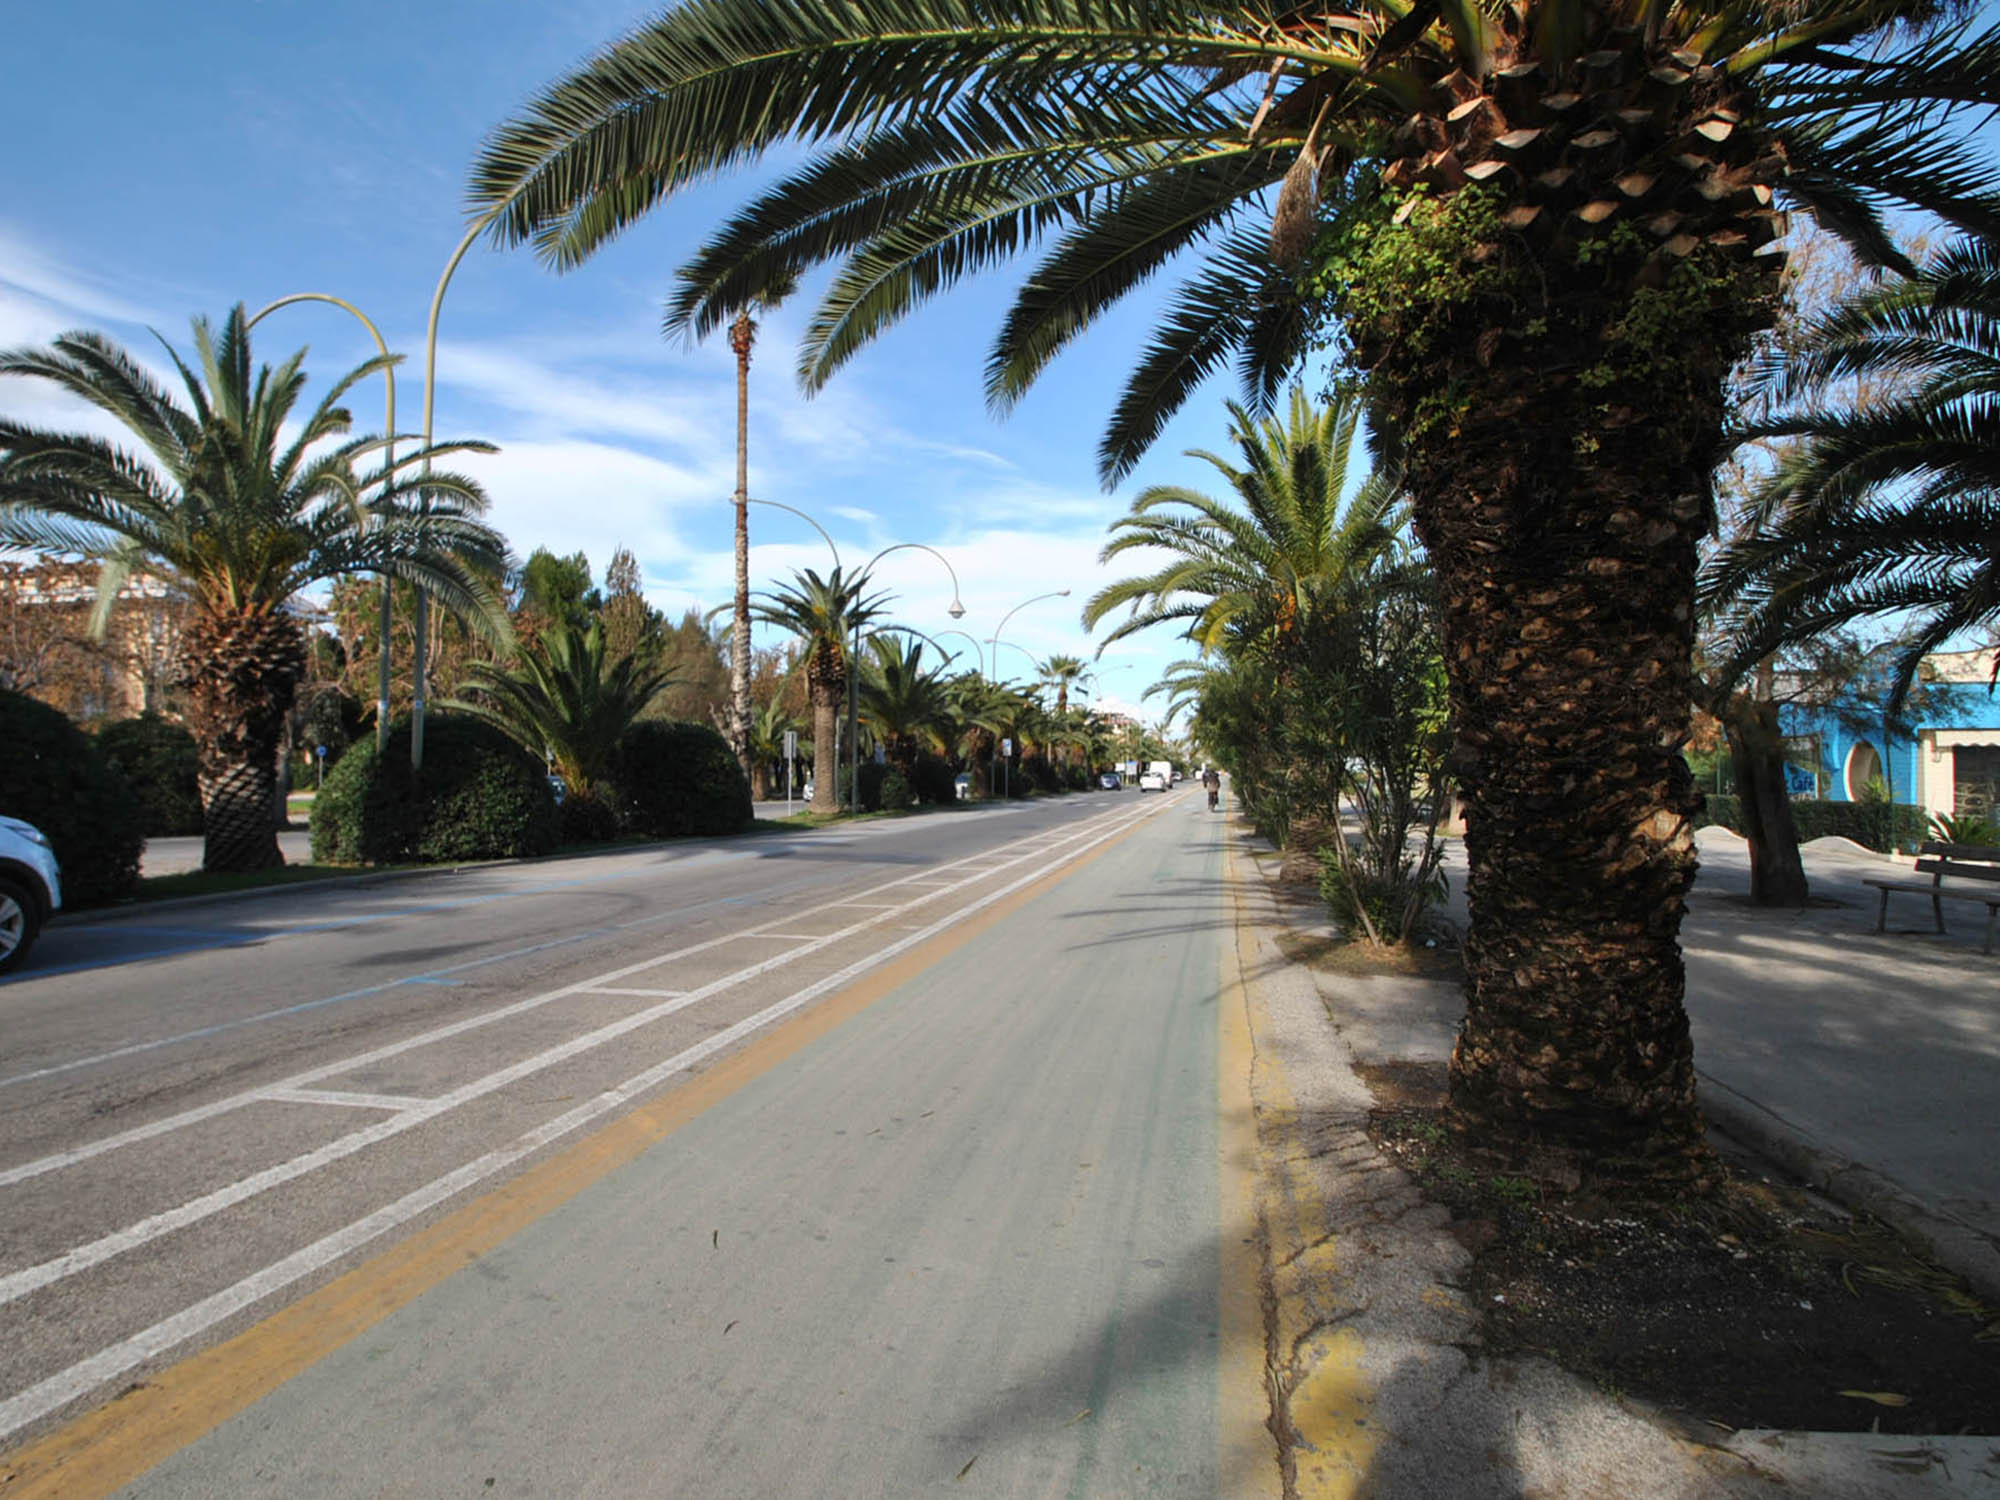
[807,633,843,815]
[729,311,755,785]
[1348,24,1785,1190]
[1724,697,1810,906]
[181,606,307,873]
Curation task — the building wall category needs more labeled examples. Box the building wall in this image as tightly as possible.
[1780,681,2000,815]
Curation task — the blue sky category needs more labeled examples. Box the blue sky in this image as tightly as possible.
[0,0,1343,724]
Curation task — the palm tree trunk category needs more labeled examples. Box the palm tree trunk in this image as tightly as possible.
[729,310,755,784]
[181,606,307,872]
[810,688,839,814]
[1724,696,1810,906]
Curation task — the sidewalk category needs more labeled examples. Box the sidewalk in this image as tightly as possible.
[1225,819,2000,1497]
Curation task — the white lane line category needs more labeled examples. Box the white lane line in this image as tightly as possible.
[581,987,687,998]
[0,790,1165,1443]
[0,805,1169,1303]
[259,1089,432,1112]
[753,932,826,942]
[0,806,1133,1191]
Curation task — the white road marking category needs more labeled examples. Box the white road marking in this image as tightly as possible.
[0,803,1169,1307]
[258,1090,432,1112]
[581,987,687,998]
[0,794,1173,1441]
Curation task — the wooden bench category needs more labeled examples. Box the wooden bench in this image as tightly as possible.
[1863,841,2000,952]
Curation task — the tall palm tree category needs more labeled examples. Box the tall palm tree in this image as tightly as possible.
[472,0,2000,1185]
[1038,654,1091,714]
[0,308,509,872]
[446,620,676,793]
[750,566,887,813]
[747,695,804,800]
[1704,235,2000,713]
[727,271,798,785]
[1086,386,1403,652]
[859,635,952,777]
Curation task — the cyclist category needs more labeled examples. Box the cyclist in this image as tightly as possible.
[1202,766,1220,812]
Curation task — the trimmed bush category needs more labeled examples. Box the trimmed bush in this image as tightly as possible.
[1695,792,1927,853]
[836,759,890,813]
[0,688,143,904]
[311,714,559,865]
[560,789,621,845]
[878,770,913,811]
[910,753,959,806]
[612,721,753,837]
[97,714,204,836]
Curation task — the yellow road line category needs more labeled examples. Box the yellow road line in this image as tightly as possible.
[0,818,1149,1499]
[1222,834,1377,1498]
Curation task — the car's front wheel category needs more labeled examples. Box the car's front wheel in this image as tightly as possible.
[0,876,41,974]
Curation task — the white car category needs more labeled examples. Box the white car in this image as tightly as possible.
[1138,769,1169,793]
[0,816,63,974]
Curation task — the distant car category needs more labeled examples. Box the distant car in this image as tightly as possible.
[546,774,567,807]
[0,815,63,975]
[1138,769,1169,793]
[1170,768,1182,785]
[954,773,972,800]
[1097,771,1122,790]
[802,779,815,801]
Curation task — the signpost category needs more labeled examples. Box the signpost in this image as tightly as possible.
[784,730,797,813]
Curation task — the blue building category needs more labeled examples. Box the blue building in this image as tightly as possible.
[1777,648,2000,821]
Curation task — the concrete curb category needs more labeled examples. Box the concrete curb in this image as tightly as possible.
[1698,1073,2000,1306]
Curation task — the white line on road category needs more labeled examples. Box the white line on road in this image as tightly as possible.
[0,802,1170,1308]
[0,793,1173,1442]
[258,1090,433,1112]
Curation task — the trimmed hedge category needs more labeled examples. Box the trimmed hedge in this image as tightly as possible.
[612,721,753,837]
[1697,792,1928,853]
[312,714,560,865]
[836,759,890,813]
[910,753,959,806]
[879,770,913,811]
[0,688,143,904]
[560,789,621,845]
[97,714,204,836]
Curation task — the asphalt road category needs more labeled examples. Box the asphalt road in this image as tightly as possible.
[0,786,1250,1493]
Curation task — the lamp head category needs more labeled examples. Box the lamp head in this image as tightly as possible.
[949,600,966,619]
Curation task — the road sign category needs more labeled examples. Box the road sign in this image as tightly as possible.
[783,730,797,759]
[1001,738,1012,756]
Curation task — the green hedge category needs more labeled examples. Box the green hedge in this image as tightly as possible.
[612,721,753,837]
[910,753,959,806]
[97,714,204,837]
[835,760,890,813]
[1697,792,1928,853]
[312,715,560,864]
[0,689,143,903]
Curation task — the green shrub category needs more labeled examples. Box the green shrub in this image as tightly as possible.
[1019,754,1062,794]
[560,789,621,844]
[836,760,890,812]
[1694,791,1925,852]
[97,713,204,836]
[878,770,913,811]
[0,688,143,903]
[311,714,559,864]
[612,721,753,837]
[1928,811,1999,846]
[910,753,959,806]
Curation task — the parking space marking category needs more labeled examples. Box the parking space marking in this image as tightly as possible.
[580,987,686,998]
[0,790,1172,1446]
[0,802,1172,1308]
[259,1090,431,1113]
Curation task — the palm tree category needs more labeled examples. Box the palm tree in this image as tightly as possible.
[747,695,803,800]
[1086,386,1403,652]
[1038,654,1091,715]
[727,272,798,786]
[1704,236,2000,714]
[859,635,952,778]
[0,307,509,872]
[472,0,2000,1186]
[750,566,887,813]
[446,620,676,794]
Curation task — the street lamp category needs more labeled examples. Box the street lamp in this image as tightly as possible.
[245,293,398,753]
[850,544,966,814]
[988,589,1069,798]
[933,629,987,677]
[743,496,841,570]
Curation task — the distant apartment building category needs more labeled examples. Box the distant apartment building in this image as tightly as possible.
[0,559,187,723]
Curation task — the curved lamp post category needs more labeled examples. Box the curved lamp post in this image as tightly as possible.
[744,496,841,571]
[850,543,966,814]
[932,629,987,677]
[987,589,1069,798]
[245,293,399,753]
